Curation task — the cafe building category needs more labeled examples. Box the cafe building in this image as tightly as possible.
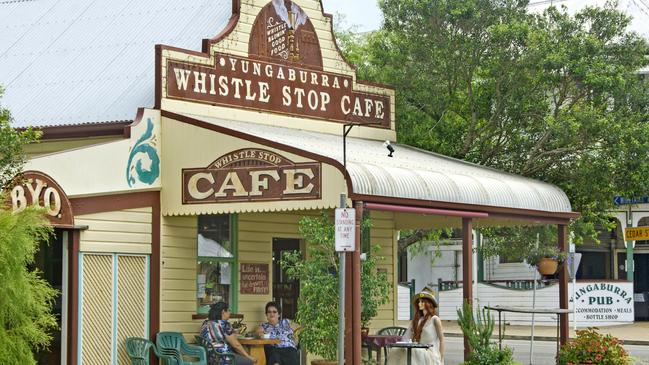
[1,0,578,364]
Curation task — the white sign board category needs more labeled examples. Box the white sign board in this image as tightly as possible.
[573,282,634,324]
[335,208,356,252]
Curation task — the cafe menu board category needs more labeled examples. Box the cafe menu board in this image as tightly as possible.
[240,263,269,295]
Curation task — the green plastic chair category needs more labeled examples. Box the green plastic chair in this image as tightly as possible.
[194,335,236,365]
[156,332,207,365]
[125,337,177,365]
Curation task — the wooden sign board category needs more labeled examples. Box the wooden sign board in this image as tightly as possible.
[8,171,74,228]
[240,263,269,295]
[182,148,321,204]
[624,226,649,241]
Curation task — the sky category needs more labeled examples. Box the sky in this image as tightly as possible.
[319,0,649,38]
[320,0,383,32]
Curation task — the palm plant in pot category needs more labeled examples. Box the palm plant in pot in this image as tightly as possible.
[280,212,390,365]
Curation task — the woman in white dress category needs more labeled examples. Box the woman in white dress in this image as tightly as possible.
[386,287,445,365]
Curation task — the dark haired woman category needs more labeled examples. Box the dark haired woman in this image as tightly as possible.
[200,301,257,364]
[386,287,445,365]
[259,301,299,365]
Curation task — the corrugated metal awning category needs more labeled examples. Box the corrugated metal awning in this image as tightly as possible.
[170,112,575,219]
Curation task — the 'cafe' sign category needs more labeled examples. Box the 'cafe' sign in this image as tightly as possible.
[182,149,321,204]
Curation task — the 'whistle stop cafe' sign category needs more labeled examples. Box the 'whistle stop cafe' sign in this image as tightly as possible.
[164,0,391,128]
[182,148,321,204]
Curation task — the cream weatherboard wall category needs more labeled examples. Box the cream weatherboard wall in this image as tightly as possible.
[160,209,399,340]
[76,208,151,365]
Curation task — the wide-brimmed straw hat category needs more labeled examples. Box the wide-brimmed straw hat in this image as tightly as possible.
[412,286,438,307]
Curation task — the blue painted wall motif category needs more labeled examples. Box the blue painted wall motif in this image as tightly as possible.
[126,118,160,187]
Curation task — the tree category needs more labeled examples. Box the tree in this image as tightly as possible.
[0,87,39,187]
[0,87,56,364]
[280,213,390,361]
[338,0,649,246]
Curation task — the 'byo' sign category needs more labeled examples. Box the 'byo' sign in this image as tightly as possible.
[8,171,74,227]
[12,178,62,217]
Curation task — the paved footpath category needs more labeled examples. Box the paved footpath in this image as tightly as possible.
[442,320,649,345]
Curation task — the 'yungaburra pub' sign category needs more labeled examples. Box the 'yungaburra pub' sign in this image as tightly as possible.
[165,0,391,127]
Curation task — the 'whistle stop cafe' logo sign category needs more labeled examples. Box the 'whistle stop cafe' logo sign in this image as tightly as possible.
[9,171,74,227]
[182,148,321,204]
[165,0,391,127]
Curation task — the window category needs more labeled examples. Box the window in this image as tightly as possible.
[196,215,237,313]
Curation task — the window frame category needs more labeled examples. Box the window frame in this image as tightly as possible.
[196,214,238,313]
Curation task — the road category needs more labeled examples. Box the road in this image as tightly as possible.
[442,337,649,365]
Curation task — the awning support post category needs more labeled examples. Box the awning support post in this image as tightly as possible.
[558,224,569,345]
[352,201,363,365]
[462,217,473,361]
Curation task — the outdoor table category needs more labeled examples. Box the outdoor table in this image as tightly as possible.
[386,342,433,365]
[484,305,573,355]
[238,338,280,365]
[362,334,402,365]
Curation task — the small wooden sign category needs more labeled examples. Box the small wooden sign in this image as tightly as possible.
[240,263,269,295]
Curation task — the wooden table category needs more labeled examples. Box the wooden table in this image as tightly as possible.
[238,338,280,365]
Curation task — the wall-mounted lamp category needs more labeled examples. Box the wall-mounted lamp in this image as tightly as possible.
[383,140,395,157]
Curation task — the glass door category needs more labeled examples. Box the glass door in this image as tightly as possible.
[272,238,301,320]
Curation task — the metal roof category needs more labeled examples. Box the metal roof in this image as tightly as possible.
[179,113,573,213]
[0,0,231,127]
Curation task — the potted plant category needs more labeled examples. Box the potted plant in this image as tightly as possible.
[457,302,520,365]
[281,213,390,365]
[525,245,566,275]
[557,328,632,365]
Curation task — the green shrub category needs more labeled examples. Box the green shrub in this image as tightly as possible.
[557,328,632,365]
[0,201,57,364]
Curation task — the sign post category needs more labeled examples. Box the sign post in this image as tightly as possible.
[335,194,355,365]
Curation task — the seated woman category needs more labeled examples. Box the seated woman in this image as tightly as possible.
[386,287,445,365]
[258,301,299,365]
[200,301,257,365]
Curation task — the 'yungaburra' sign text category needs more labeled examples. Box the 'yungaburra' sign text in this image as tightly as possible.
[167,53,390,127]
[183,148,321,204]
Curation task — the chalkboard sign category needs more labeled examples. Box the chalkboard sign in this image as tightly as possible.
[240,263,269,295]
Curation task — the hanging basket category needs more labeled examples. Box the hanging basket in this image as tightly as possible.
[537,258,558,275]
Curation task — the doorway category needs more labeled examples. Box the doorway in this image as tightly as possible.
[31,229,68,365]
[272,238,301,320]
[617,252,649,321]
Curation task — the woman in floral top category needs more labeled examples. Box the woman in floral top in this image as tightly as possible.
[201,302,257,365]
[259,302,299,365]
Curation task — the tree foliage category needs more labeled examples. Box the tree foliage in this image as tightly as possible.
[281,213,390,361]
[0,87,39,188]
[0,203,57,364]
[0,86,55,364]
[338,0,649,245]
